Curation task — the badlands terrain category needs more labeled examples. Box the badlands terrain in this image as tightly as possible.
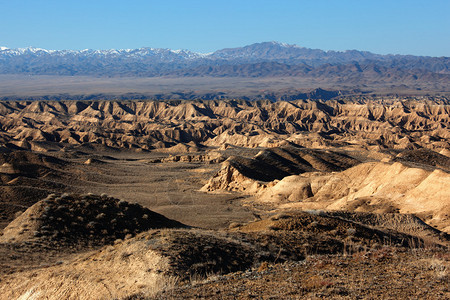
[0,97,449,299]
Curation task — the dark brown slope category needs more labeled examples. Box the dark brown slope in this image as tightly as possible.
[393,148,450,171]
[0,193,187,247]
[0,150,123,230]
[153,250,448,300]
[146,211,448,299]
[0,150,68,176]
[225,146,360,182]
[325,211,449,242]
[0,151,75,229]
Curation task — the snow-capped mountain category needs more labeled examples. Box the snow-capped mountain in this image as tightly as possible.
[0,42,448,77]
[0,46,203,60]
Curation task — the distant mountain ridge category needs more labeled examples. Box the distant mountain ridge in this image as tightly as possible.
[0,42,449,89]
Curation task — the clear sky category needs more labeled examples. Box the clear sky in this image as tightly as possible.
[1,0,449,56]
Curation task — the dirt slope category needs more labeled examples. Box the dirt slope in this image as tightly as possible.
[0,151,76,229]
[254,161,450,232]
[200,146,450,232]
[1,210,438,300]
[0,229,262,299]
[153,249,449,300]
[201,146,359,192]
[0,193,186,247]
[393,148,450,170]
[325,211,449,242]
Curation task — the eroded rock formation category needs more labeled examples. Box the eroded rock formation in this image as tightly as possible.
[0,98,449,151]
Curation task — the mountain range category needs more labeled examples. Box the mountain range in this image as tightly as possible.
[0,41,448,78]
[0,42,449,100]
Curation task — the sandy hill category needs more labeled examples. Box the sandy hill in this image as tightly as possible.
[0,209,438,300]
[0,151,76,229]
[234,211,433,251]
[0,98,448,151]
[0,228,264,299]
[324,211,448,242]
[0,193,186,247]
[201,145,359,192]
[255,161,450,232]
[201,146,450,232]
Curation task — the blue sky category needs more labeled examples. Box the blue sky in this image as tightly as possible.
[0,0,449,56]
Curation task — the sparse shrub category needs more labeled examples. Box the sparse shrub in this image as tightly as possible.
[270,213,291,220]
[305,209,327,217]
[96,213,106,220]
[268,225,280,231]
[86,221,96,229]
[257,261,269,272]
[309,221,318,228]
[302,275,335,291]
[56,205,67,212]
[372,243,381,250]
[346,228,356,236]
[120,252,132,260]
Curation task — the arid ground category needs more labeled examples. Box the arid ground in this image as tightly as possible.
[0,97,448,299]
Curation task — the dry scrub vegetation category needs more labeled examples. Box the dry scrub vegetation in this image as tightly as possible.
[1,202,448,299]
